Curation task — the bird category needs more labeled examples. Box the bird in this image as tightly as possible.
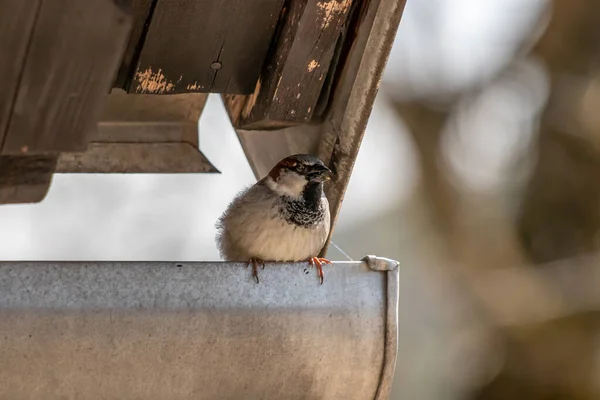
[216,154,333,284]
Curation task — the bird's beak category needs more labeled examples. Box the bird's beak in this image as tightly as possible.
[307,165,332,182]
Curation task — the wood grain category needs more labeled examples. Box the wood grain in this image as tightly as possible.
[130,0,284,94]
[98,89,208,124]
[0,0,41,148]
[225,0,353,129]
[1,0,132,155]
[56,142,216,173]
[56,89,215,173]
[113,0,156,89]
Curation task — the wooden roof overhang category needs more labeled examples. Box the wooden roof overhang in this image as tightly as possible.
[0,0,406,253]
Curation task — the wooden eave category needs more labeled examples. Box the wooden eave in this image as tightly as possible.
[0,0,407,254]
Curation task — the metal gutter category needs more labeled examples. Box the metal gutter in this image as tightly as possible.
[0,257,399,400]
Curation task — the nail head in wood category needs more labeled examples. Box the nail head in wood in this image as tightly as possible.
[128,0,284,94]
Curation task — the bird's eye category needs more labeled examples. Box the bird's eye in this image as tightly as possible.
[295,164,305,173]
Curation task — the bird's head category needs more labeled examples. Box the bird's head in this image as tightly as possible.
[264,154,331,198]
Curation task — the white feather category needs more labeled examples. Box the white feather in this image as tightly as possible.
[216,178,330,262]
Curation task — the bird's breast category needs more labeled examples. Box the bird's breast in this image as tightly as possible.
[245,218,329,261]
[221,185,330,262]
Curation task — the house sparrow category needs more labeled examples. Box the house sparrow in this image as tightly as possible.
[216,154,332,284]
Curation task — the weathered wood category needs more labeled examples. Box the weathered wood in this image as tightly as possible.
[224,0,353,130]
[94,122,199,144]
[129,0,284,95]
[98,89,208,124]
[0,155,57,204]
[56,89,216,173]
[1,0,132,155]
[113,0,156,89]
[0,0,41,147]
[56,142,216,173]
[317,0,406,256]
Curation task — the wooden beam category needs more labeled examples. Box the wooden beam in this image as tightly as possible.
[316,0,407,256]
[224,0,353,130]
[56,89,217,173]
[0,155,57,204]
[97,89,208,124]
[129,0,284,95]
[0,0,41,148]
[1,0,132,155]
[56,142,216,173]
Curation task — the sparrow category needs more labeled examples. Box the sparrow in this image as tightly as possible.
[216,154,332,284]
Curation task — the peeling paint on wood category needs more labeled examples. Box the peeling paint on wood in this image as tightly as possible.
[134,67,178,94]
[307,60,320,72]
[317,0,352,29]
[186,82,204,91]
[128,0,284,94]
[222,95,246,126]
[273,76,283,100]
[224,0,353,129]
[243,79,262,119]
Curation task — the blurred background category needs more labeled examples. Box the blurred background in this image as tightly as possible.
[2,0,600,398]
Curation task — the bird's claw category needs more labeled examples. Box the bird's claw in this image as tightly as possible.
[309,257,332,284]
[246,258,265,284]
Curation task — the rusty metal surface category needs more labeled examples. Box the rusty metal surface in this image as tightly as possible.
[0,258,399,400]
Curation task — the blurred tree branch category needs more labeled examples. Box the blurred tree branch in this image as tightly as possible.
[389,0,600,398]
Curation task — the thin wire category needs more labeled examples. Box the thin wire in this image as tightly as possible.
[330,240,354,261]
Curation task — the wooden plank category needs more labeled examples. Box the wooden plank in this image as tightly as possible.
[1,0,132,155]
[317,0,406,256]
[94,90,207,150]
[93,122,199,144]
[0,155,56,204]
[98,89,208,123]
[224,0,353,130]
[113,0,156,89]
[56,142,217,173]
[0,0,41,147]
[130,0,284,94]
[56,89,216,173]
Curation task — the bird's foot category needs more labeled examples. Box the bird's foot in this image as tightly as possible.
[246,258,265,284]
[308,257,332,285]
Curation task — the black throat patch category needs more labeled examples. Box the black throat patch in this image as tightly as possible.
[277,181,325,228]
